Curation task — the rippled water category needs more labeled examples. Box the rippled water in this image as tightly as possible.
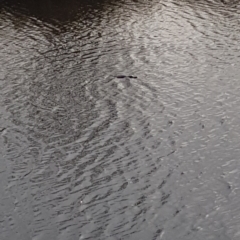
[1,0,240,239]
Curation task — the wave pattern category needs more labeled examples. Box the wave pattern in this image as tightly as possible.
[1,0,240,239]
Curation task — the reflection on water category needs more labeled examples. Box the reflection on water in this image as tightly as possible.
[1,0,240,239]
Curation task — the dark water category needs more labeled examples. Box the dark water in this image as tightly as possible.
[1,0,240,239]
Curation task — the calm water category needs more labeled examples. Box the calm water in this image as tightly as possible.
[1,0,240,239]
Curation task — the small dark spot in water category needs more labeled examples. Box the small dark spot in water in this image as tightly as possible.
[181,172,184,175]
[220,119,225,125]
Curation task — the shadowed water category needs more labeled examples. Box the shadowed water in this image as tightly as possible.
[1,0,240,239]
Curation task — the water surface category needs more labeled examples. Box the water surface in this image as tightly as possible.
[1,0,240,239]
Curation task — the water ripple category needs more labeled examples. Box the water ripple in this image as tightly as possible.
[1,0,240,239]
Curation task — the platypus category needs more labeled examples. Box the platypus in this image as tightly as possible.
[115,75,137,79]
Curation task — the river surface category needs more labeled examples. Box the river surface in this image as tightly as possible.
[1,0,240,239]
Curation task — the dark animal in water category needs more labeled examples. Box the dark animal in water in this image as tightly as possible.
[115,75,137,79]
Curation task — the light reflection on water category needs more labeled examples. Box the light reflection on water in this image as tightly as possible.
[1,0,240,239]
